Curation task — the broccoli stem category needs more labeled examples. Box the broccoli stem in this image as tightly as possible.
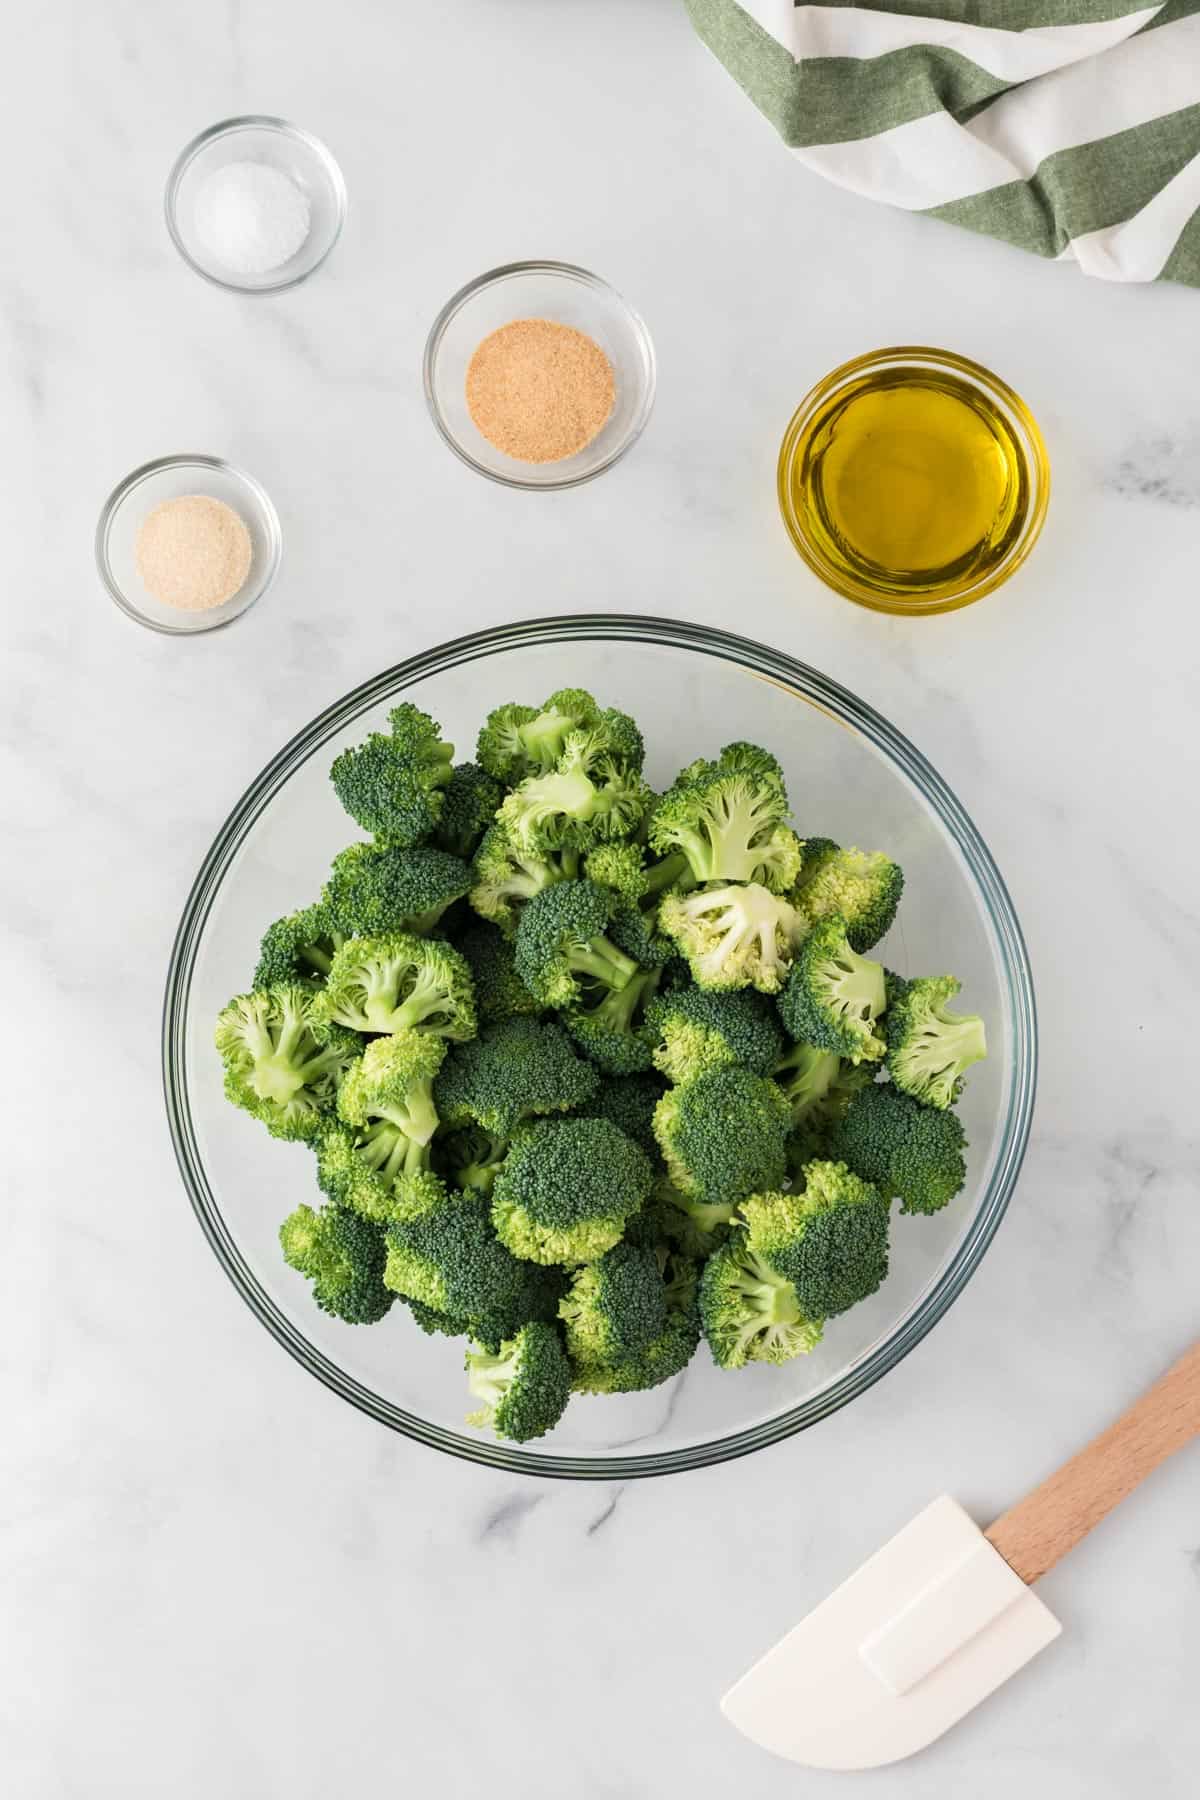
[566,939,638,991]
[642,850,691,897]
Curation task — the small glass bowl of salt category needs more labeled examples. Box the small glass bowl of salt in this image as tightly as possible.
[165,116,346,294]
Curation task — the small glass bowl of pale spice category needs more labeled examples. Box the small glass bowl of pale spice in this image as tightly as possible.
[424,262,656,489]
[96,455,282,633]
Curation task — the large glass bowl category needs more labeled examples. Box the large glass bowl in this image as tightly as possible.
[164,617,1036,1479]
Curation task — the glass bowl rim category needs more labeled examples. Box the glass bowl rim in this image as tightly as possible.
[164,114,347,295]
[777,344,1051,617]
[422,260,657,491]
[163,614,1037,1479]
[95,452,283,636]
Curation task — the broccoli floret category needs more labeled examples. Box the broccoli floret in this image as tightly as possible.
[578,1072,666,1164]
[330,702,454,844]
[322,841,471,939]
[456,923,541,1025]
[649,744,802,891]
[490,1116,653,1265]
[659,882,803,994]
[279,1202,393,1324]
[338,1027,443,1146]
[559,1241,667,1366]
[383,1190,528,1315]
[253,902,345,987]
[514,880,640,1010]
[215,985,360,1141]
[653,1067,789,1205]
[698,1234,823,1368]
[499,728,651,854]
[571,1311,699,1395]
[311,933,476,1040]
[777,916,887,1063]
[476,689,603,784]
[570,1255,700,1395]
[793,839,904,953]
[884,974,987,1110]
[643,983,784,1085]
[316,1121,448,1224]
[468,822,580,936]
[435,1017,599,1139]
[565,965,662,1075]
[741,1162,890,1318]
[828,1081,967,1215]
[464,1320,573,1442]
[431,761,502,860]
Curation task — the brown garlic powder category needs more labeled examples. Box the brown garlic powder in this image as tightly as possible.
[465,318,615,464]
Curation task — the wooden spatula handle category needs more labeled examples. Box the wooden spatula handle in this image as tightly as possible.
[985,1340,1200,1585]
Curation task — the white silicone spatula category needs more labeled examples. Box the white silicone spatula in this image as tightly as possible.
[723,1339,1200,1771]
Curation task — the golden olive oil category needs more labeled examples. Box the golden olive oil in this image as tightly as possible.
[780,355,1046,614]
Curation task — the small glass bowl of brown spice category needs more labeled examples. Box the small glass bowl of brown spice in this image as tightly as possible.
[96,454,282,634]
[424,261,655,489]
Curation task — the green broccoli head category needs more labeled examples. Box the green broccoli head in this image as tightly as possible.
[741,1161,890,1318]
[383,1191,538,1333]
[279,1202,394,1324]
[578,1072,666,1165]
[559,1241,668,1367]
[253,902,345,987]
[490,1116,654,1265]
[648,743,802,891]
[456,923,541,1025]
[514,879,640,1010]
[499,728,651,855]
[884,973,987,1110]
[329,702,454,844]
[828,1081,967,1215]
[468,822,579,937]
[643,983,784,1085]
[316,1121,448,1224]
[698,1234,823,1369]
[322,841,471,939]
[777,915,887,1063]
[653,1066,790,1205]
[337,1027,444,1144]
[434,1017,599,1139]
[215,985,360,1142]
[565,965,661,1075]
[793,839,904,953]
[465,1320,573,1442]
[431,761,503,860]
[311,933,476,1040]
[476,689,605,784]
[659,882,804,994]
[570,1254,700,1395]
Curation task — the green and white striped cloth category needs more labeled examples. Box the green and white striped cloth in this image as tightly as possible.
[686,0,1200,286]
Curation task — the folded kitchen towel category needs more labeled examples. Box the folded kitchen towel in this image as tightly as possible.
[685,0,1200,286]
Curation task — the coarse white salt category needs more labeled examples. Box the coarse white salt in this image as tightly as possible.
[193,160,311,276]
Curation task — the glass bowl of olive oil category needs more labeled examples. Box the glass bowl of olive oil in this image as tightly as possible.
[778,347,1049,615]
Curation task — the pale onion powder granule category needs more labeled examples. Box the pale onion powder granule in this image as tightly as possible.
[465,318,615,464]
[135,495,254,612]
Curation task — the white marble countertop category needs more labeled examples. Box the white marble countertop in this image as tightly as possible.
[6,3,1199,1795]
